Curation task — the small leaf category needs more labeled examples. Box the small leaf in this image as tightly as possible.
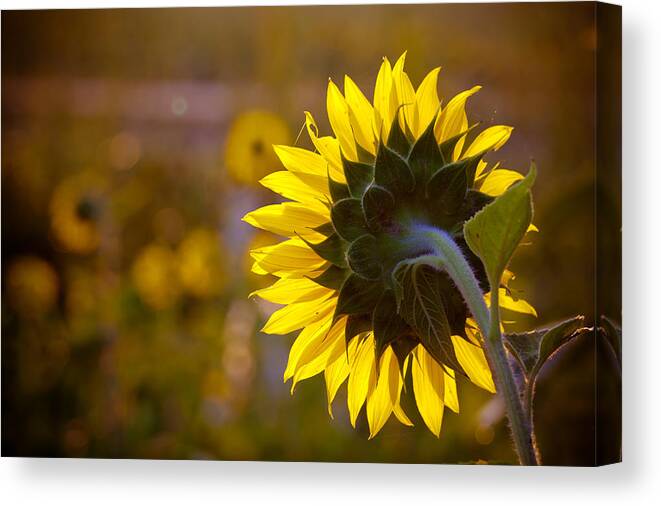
[335,274,382,317]
[298,233,347,268]
[427,161,468,214]
[373,291,409,361]
[309,265,347,290]
[342,154,374,198]
[504,316,590,381]
[331,197,368,242]
[374,142,415,195]
[362,184,395,233]
[464,164,536,286]
[386,116,411,157]
[408,116,444,185]
[393,260,465,375]
[313,222,337,237]
[346,234,382,280]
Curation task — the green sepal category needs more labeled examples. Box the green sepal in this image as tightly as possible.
[392,260,466,376]
[342,154,374,198]
[373,290,409,362]
[386,115,411,158]
[335,274,382,317]
[312,222,337,237]
[328,174,350,202]
[391,334,418,374]
[346,234,382,280]
[331,197,369,242]
[427,160,468,215]
[308,265,347,290]
[355,142,376,165]
[504,316,591,382]
[362,184,395,233]
[298,232,347,268]
[374,142,415,195]
[438,124,478,162]
[345,313,372,346]
[464,164,536,287]
[408,116,444,186]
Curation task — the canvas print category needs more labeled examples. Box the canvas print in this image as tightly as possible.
[1,2,621,466]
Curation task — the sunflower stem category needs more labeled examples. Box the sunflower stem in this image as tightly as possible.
[411,225,539,465]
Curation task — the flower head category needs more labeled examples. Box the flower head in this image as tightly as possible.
[244,53,533,438]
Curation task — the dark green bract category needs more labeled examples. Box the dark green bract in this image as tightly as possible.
[308,116,495,374]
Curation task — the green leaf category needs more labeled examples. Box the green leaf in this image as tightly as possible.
[426,161,468,214]
[342,154,374,198]
[408,117,444,185]
[504,316,590,381]
[386,116,411,157]
[335,274,382,317]
[298,233,347,268]
[392,260,465,375]
[331,197,368,242]
[374,142,415,195]
[464,164,536,286]
[346,234,382,280]
[362,184,395,233]
[372,290,409,361]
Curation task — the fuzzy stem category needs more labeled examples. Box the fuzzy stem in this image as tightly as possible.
[410,225,539,465]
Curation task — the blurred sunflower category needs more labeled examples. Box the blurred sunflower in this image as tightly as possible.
[244,53,537,438]
[224,110,291,185]
[177,227,226,298]
[5,256,59,318]
[131,243,180,310]
[50,172,107,254]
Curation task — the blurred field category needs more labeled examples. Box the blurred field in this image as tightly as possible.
[1,3,620,464]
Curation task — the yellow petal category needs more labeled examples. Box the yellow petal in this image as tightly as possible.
[250,276,334,304]
[304,112,345,181]
[347,334,376,427]
[324,336,359,417]
[262,294,336,335]
[462,125,513,159]
[327,80,358,161]
[373,57,396,142]
[259,171,328,209]
[243,202,329,238]
[284,316,332,380]
[494,288,538,317]
[412,345,445,437]
[415,67,441,138]
[250,237,327,277]
[392,52,418,136]
[292,316,347,387]
[451,335,496,393]
[344,75,376,154]
[392,355,413,426]
[434,85,481,159]
[479,168,524,196]
[443,369,460,413]
[366,346,399,439]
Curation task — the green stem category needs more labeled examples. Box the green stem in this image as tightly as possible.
[411,225,539,465]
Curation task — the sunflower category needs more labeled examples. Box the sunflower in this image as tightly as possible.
[5,256,59,318]
[50,172,106,254]
[244,53,536,438]
[224,110,291,185]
